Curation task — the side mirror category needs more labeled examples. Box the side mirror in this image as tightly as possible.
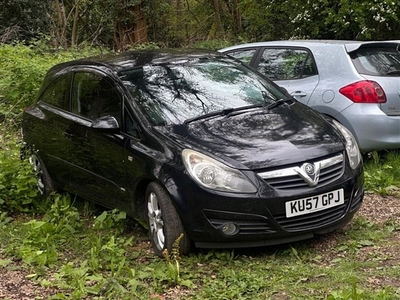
[91,115,120,131]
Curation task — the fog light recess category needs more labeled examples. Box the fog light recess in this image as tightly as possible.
[220,222,239,236]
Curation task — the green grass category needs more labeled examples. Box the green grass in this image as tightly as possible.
[1,207,399,299]
[364,151,400,196]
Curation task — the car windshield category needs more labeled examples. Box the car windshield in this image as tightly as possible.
[120,57,286,125]
[352,46,400,76]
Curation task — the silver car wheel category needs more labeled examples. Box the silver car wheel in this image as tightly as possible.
[145,182,191,257]
[30,155,45,195]
[147,191,165,251]
[29,154,54,197]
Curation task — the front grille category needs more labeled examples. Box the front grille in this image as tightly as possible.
[258,153,344,190]
[275,203,347,231]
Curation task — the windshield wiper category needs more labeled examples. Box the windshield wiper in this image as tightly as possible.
[266,98,294,110]
[184,104,266,124]
[184,108,235,124]
[224,104,266,117]
[385,70,400,76]
[184,99,293,124]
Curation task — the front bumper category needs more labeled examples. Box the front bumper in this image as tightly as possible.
[167,163,364,249]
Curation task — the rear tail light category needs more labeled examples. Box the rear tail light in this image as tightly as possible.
[339,80,386,103]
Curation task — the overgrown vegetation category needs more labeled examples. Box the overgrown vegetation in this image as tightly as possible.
[0,42,105,114]
[364,151,400,196]
[0,191,399,299]
[1,43,400,299]
[2,1,400,49]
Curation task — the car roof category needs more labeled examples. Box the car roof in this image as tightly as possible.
[219,40,400,53]
[49,48,225,74]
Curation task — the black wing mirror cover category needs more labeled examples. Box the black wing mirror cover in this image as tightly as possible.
[91,115,120,131]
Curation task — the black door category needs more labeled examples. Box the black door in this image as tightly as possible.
[64,70,129,209]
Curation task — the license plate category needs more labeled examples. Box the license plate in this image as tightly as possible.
[285,189,344,218]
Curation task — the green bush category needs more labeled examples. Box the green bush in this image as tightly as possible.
[0,123,38,213]
[0,42,106,213]
[193,39,232,50]
[0,42,105,118]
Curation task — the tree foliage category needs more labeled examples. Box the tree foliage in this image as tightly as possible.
[285,0,400,40]
[1,0,400,48]
[0,0,51,43]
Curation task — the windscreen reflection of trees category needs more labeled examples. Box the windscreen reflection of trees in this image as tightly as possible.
[126,61,277,125]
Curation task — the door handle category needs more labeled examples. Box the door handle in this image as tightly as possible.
[291,91,307,98]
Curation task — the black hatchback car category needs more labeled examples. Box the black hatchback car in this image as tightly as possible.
[22,49,364,257]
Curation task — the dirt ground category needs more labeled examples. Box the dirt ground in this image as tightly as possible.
[0,193,399,299]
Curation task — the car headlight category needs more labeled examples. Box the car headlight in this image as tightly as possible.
[182,149,257,193]
[332,120,361,169]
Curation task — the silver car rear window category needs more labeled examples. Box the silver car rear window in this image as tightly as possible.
[351,46,400,76]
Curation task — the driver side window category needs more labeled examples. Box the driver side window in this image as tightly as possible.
[71,72,121,123]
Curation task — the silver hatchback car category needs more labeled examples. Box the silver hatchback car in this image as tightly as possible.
[220,40,400,152]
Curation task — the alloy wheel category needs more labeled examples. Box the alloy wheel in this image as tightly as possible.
[147,191,165,251]
[29,155,45,195]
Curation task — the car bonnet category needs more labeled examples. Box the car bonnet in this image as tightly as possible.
[156,103,344,171]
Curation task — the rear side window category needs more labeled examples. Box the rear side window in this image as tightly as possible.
[258,48,317,80]
[39,75,70,110]
[226,49,257,65]
[351,46,400,76]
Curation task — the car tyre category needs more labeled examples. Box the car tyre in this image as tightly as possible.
[146,182,191,257]
[30,154,55,197]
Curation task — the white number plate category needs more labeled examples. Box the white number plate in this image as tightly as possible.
[285,189,344,218]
